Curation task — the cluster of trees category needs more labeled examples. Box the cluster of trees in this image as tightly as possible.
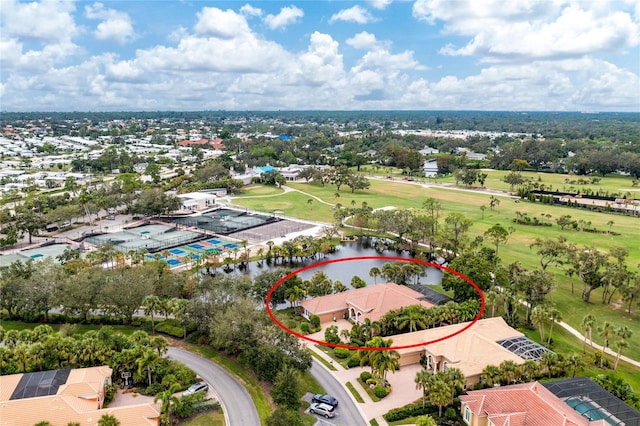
[579,315,633,371]
[377,300,481,336]
[414,368,464,417]
[297,165,372,193]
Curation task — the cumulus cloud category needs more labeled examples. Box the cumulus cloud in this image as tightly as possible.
[346,32,381,49]
[264,6,303,30]
[240,4,263,17]
[0,0,78,43]
[330,5,376,24]
[413,0,640,61]
[368,0,393,10]
[85,2,136,45]
[194,7,252,39]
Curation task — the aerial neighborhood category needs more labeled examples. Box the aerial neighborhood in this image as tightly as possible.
[0,111,638,426]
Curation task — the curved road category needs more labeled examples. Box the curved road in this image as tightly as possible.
[311,360,367,426]
[167,347,259,426]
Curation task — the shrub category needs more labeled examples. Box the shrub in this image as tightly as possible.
[309,315,321,330]
[373,386,389,399]
[155,322,183,338]
[324,325,341,344]
[333,347,350,359]
[347,353,361,368]
[383,402,438,422]
[285,320,297,330]
[360,371,372,382]
[300,322,311,334]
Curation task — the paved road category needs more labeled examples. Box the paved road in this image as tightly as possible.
[310,360,367,426]
[167,347,259,426]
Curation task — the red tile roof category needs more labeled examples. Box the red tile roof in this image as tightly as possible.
[460,382,609,426]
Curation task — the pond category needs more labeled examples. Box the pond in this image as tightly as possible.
[236,239,444,287]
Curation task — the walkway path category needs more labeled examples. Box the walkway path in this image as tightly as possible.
[560,321,640,368]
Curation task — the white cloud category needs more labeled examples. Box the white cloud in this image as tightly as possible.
[413,0,639,61]
[240,4,263,17]
[368,0,393,10]
[264,6,303,30]
[346,32,380,49]
[194,7,252,39]
[85,3,135,45]
[330,5,376,24]
[0,0,78,43]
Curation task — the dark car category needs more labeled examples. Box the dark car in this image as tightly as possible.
[311,394,338,408]
[184,381,208,396]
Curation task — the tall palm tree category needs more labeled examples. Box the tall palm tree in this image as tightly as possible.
[137,349,160,387]
[369,266,381,284]
[540,351,558,378]
[444,368,465,404]
[480,365,501,387]
[613,326,632,371]
[415,369,433,408]
[498,360,520,385]
[428,376,452,417]
[143,295,162,334]
[531,305,548,343]
[598,321,612,368]
[547,307,562,345]
[485,290,500,317]
[154,383,182,425]
[580,314,596,353]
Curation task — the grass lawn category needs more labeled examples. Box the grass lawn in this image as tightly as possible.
[314,344,352,369]
[309,350,338,371]
[346,381,365,403]
[235,184,285,197]
[181,412,225,426]
[232,179,640,364]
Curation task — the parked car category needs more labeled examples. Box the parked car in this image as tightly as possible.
[309,402,335,418]
[311,394,338,408]
[183,381,208,396]
[106,215,116,220]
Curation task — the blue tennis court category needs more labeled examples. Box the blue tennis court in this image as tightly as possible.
[167,259,182,266]
[169,248,185,255]
[223,243,239,249]
[190,243,205,249]
[207,239,221,244]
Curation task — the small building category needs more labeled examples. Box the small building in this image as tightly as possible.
[422,159,439,177]
[176,191,217,212]
[0,366,161,426]
[300,282,433,324]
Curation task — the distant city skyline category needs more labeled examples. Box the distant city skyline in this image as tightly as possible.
[1,0,639,112]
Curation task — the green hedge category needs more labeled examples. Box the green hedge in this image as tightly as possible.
[156,321,183,338]
[383,402,438,422]
[333,347,350,359]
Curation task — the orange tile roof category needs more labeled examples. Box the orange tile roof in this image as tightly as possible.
[460,382,608,426]
[300,283,433,322]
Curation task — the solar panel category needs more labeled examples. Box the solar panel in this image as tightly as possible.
[10,369,71,400]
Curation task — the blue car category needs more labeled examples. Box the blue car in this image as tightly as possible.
[311,394,338,408]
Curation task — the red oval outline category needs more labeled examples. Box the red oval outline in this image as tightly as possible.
[266,256,485,351]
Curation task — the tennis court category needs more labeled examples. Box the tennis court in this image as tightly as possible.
[144,236,242,269]
[171,208,279,235]
[83,224,204,253]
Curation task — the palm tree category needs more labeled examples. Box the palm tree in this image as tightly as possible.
[428,376,452,417]
[143,295,162,334]
[445,368,465,405]
[485,290,500,317]
[170,298,189,339]
[97,415,120,426]
[397,305,426,333]
[540,351,558,378]
[547,307,562,345]
[480,365,500,387]
[581,314,596,353]
[416,415,437,426]
[566,353,585,378]
[499,360,520,384]
[598,321,612,368]
[154,383,182,425]
[531,305,547,343]
[369,266,381,284]
[137,349,160,387]
[613,326,632,370]
[521,360,540,382]
[415,369,434,408]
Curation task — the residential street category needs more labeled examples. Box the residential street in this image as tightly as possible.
[166,347,258,426]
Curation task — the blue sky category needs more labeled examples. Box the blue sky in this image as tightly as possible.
[1,0,639,112]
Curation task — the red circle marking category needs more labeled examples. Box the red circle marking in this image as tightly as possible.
[265,256,485,351]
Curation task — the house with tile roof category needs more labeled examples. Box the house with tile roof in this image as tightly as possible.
[460,381,620,426]
[300,282,433,324]
[0,366,161,426]
[390,317,540,387]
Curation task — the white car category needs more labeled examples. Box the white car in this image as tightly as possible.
[183,381,208,396]
[309,402,335,418]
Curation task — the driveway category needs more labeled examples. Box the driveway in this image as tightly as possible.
[167,347,259,426]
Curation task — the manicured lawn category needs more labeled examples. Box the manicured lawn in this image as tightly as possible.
[182,412,225,426]
[309,349,338,371]
[231,179,640,363]
[346,381,365,403]
[232,188,335,222]
[235,184,285,197]
[314,344,351,369]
